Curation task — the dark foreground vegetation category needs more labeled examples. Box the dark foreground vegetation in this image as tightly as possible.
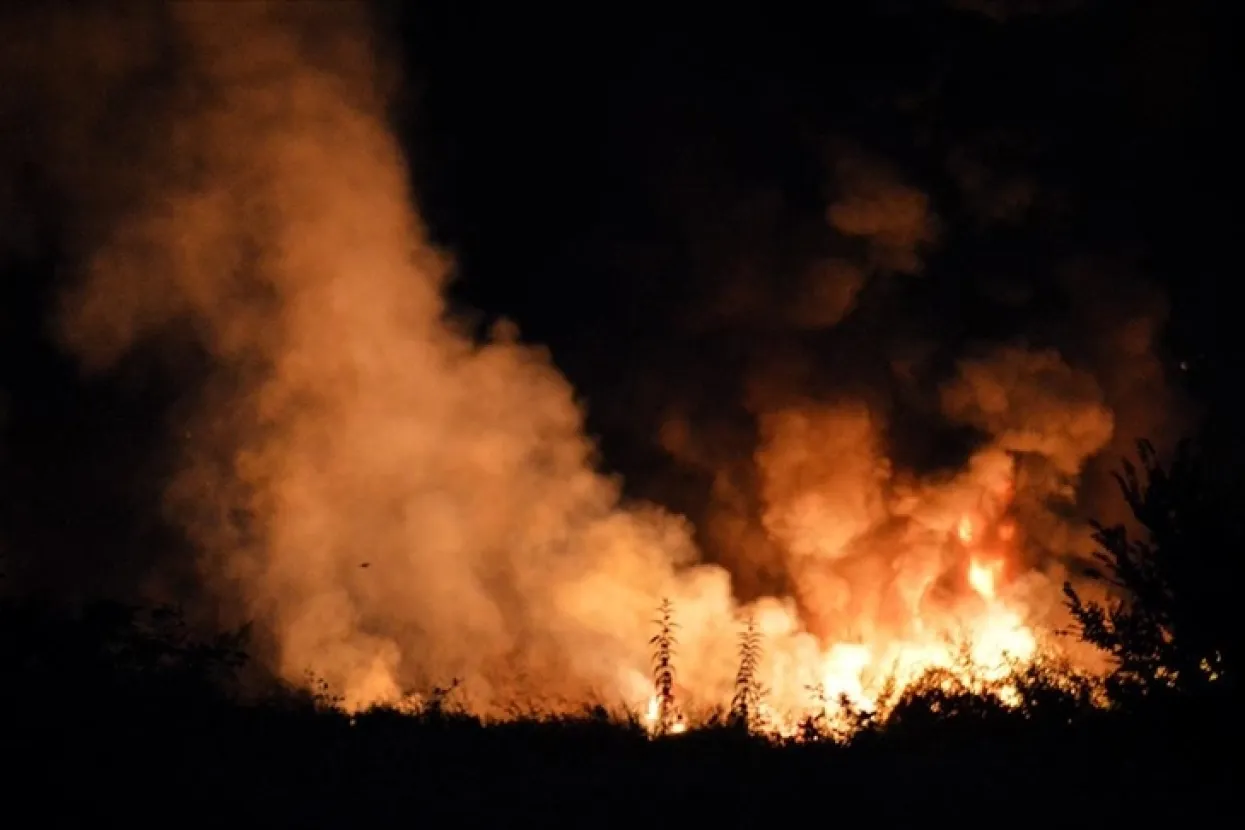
[2,442,1237,823]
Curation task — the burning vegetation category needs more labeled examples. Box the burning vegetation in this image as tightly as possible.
[1,2,1214,739]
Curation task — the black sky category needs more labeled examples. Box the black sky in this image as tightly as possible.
[0,0,1237,601]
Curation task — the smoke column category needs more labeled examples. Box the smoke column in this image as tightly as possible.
[0,2,714,710]
[3,3,1186,719]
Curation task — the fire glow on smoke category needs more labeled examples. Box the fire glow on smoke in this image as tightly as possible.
[642,494,1041,737]
[8,4,1166,733]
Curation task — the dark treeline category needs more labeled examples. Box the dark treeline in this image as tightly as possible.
[2,439,1236,822]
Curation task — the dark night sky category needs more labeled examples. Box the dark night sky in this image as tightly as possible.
[0,0,1237,600]
[399,0,1233,410]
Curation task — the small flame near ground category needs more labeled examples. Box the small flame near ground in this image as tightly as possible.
[643,696,687,734]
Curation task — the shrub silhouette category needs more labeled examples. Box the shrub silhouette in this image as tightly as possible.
[1064,439,1237,703]
[0,598,248,722]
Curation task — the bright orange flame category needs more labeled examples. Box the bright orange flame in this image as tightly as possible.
[643,695,686,735]
[624,471,1048,738]
[968,558,1000,600]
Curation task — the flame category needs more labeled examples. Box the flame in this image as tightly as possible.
[821,643,872,707]
[643,695,687,735]
[968,558,999,599]
[682,493,1038,733]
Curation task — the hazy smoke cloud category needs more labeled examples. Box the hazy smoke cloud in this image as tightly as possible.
[3,2,1185,718]
[2,2,730,710]
[826,154,938,275]
[757,404,890,564]
[941,347,1115,478]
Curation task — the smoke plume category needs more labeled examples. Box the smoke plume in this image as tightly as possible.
[3,2,1186,720]
[1,2,718,710]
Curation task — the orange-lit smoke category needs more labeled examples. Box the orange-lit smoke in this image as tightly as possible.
[28,2,722,712]
[7,3,1171,723]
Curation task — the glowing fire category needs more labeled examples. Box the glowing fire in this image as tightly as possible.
[968,557,999,599]
[631,493,1042,738]
[643,696,687,734]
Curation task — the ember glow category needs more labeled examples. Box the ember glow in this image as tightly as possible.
[15,3,1175,732]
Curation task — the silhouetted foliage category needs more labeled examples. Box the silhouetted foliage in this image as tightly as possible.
[0,598,248,722]
[0,590,1232,822]
[1064,439,1238,702]
[650,597,679,733]
[730,614,766,730]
